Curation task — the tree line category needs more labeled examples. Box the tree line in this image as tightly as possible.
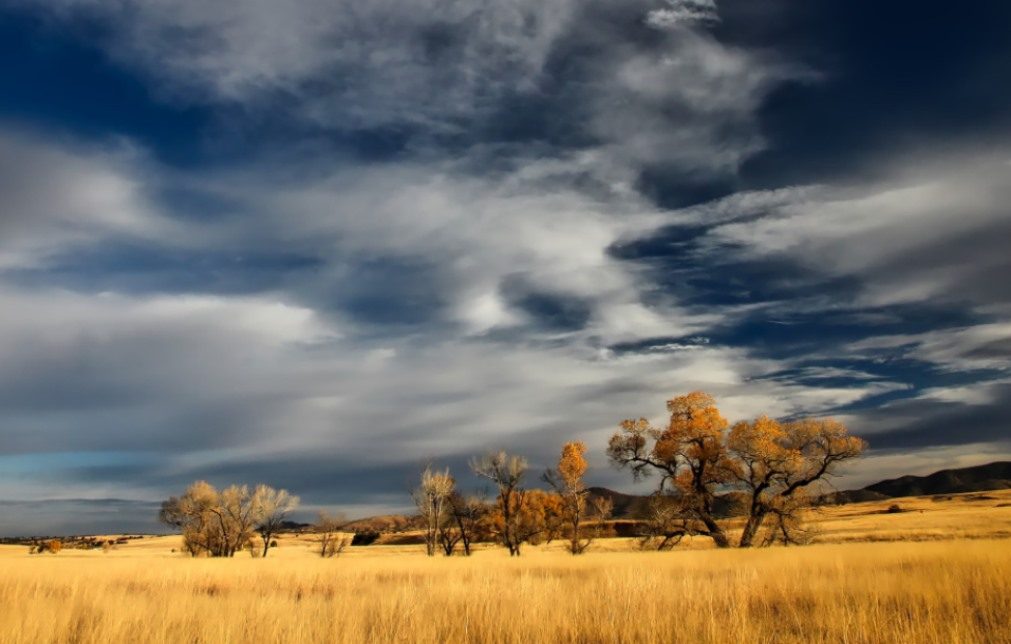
[159,391,865,557]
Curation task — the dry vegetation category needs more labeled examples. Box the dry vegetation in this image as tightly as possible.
[2,491,1010,644]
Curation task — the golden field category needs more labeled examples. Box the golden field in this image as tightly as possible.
[2,490,1011,644]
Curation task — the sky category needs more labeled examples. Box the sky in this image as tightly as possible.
[0,0,1009,535]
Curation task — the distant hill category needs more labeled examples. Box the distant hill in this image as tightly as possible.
[586,487,650,517]
[593,461,1011,514]
[825,461,1011,504]
[863,461,1011,498]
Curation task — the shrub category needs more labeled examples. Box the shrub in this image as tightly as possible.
[35,539,63,554]
[352,531,381,546]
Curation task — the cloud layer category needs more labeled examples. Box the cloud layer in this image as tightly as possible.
[0,0,1009,534]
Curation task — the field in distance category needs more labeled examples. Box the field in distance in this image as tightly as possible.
[2,490,1010,643]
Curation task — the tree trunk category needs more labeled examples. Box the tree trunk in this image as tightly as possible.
[701,515,730,548]
[738,511,767,548]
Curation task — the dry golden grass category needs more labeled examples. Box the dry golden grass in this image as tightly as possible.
[2,490,1010,644]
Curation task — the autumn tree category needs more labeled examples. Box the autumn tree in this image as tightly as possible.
[471,451,530,556]
[160,480,228,556]
[413,466,455,556]
[727,416,865,546]
[214,484,263,557]
[254,485,300,558]
[517,489,565,546]
[545,441,610,554]
[608,392,734,547]
[608,391,865,548]
[159,481,300,557]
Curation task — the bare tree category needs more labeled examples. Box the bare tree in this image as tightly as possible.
[314,511,350,558]
[471,451,528,556]
[443,492,488,556]
[413,466,455,556]
[254,485,300,558]
[215,485,261,557]
[636,495,689,551]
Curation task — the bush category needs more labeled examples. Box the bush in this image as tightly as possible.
[352,531,381,546]
[886,504,903,514]
[35,539,63,554]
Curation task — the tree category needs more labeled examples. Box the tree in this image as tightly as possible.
[413,466,455,556]
[608,392,734,547]
[608,392,865,548]
[727,416,866,546]
[441,492,488,556]
[515,489,565,546]
[545,442,608,554]
[158,481,299,557]
[254,485,300,558]
[636,495,689,551]
[160,480,229,556]
[215,484,261,557]
[313,511,350,558]
[471,451,529,556]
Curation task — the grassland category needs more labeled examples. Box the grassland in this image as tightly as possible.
[2,490,1010,644]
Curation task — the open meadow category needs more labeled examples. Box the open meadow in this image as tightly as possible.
[2,491,1010,644]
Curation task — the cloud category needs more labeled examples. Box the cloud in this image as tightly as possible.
[645,0,720,30]
[20,0,799,172]
[2,0,1010,532]
[20,0,573,130]
[697,151,1011,313]
[0,130,182,269]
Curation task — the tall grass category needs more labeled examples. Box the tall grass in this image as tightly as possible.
[1,539,1009,644]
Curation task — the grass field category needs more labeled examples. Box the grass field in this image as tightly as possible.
[2,491,1010,644]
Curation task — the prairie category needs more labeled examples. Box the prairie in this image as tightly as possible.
[2,490,1010,644]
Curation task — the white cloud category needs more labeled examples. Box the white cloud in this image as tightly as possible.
[646,0,719,30]
[704,153,1011,308]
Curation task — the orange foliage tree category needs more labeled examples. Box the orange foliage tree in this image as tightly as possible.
[608,391,865,548]
[545,441,611,554]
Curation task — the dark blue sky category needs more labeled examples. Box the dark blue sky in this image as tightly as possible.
[1,0,1009,535]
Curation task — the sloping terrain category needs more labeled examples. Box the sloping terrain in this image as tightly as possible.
[863,461,1011,498]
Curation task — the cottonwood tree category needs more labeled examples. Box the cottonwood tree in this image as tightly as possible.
[159,481,299,557]
[255,485,300,558]
[216,484,263,557]
[471,451,531,556]
[545,442,610,554]
[608,392,734,547]
[413,466,455,556]
[516,489,565,546]
[727,416,864,546]
[160,481,221,556]
[608,391,865,549]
